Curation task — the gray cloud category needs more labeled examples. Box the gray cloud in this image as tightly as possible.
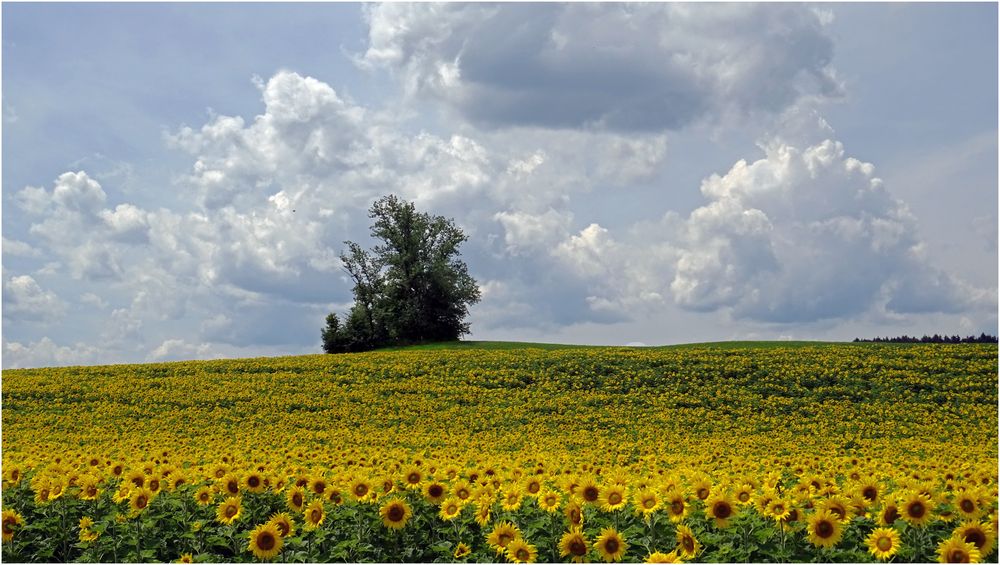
[361,3,841,131]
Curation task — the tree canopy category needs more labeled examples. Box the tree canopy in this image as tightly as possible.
[322,195,481,353]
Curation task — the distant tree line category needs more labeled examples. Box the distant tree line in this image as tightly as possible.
[322,195,480,354]
[853,333,997,343]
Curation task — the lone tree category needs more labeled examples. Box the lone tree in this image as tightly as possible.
[322,195,481,353]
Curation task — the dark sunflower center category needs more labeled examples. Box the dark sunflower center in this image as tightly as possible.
[960,499,975,513]
[355,484,368,497]
[644,498,655,508]
[131,477,144,487]
[227,481,238,494]
[293,494,303,506]
[816,520,833,538]
[773,504,784,514]
[136,495,148,509]
[713,502,732,518]
[277,523,290,536]
[388,505,404,522]
[738,492,750,502]
[671,501,684,514]
[569,509,581,523]
[499,533,513,546]
[12,470,20,481]
[429,485,443,497]
[87,486,97,496]
[863,487,877,500]
[258,532,275,550]
[608,492,622,505]
[2,519,14,534]
[907,502,925,518]
[310,510,321,522]
[877,536,893,551]
[113,466,122,476]
[313,482,326,494]
[225,505,237,518]
[964,531,985,549]
[697,488,709,500]
[407,473,420,484]
[528,482,540,493]
[683,536,694,552]
[248,476,260,488]
[605,539,619,554]
[583,487,599,501]
[516,548,530,560]
[884,506,899,524]
[570,540,587,555]
[829,506,845,519]
[149,480,160,491]
[949,549,968,563]
[458,488,470,499]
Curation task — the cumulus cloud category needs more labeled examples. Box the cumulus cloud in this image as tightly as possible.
[2,337,100,369]
[361,3,841,131]
[668,138,993,322]
[3,274,66,322]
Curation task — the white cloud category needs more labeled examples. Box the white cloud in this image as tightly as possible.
[361,3,841,131]
[2,337,100,369]
[2,274,66,322]
[147,339,214,362]
[668,137,992,322]
[2,237,41,258]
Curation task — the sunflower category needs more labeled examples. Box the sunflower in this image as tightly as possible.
[734,484,754,506]
[538,489,562,513]
[878,502,901,526]
[130,487,154,515]
[765,498,791,522]
[402,466,423,490]
[901,492,934,527]
[217,496,242,525]
[126,469,146,489]
[506,538,538,563]
[645,551,681,563]
[194,486,213,506]
[595,527,628,562]
[350,477,374,503]
[806,510,843,548]
[267,512,295,538]
[600,484,628,512]
[857,479,881,504]
[675,524,700,559]
[819,496,851,523]
[633,488,660,516]
[168,473,187,491]
[308,476,327,497]
[248,522,283,560]
[2,510,24,542]
[705,492,737,528]
[448,479,471,501]
[303,499,325,530]
[244,471,266,494]
[691,478,711,501]
[439,496,463,521]
[286,485,306,513]
[579,477,601,505]
[487,521,521,555]
[865,527,901,561]
[522,477,543,498]
[502,489,523,511]
[559,528,590,563]
[176,554,194,563]
[665,492,689,522]
[953,521,996,556]
[79,527,99,543]
[564,500,584,528]
[424,481,447,504]
[474,501,491,527]
[955,491,982,521]
[147,477,163,495]
[78,476,100,501]
[380,497,412,529]
[4,466,23,486]
[454,542,472,559]
[937,536,982,563]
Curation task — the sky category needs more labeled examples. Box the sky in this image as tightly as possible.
[2,2,997,368]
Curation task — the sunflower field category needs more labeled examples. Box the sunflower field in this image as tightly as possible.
[1,343,997,563]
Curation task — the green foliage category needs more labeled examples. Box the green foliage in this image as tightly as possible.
[324,196,480,353]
